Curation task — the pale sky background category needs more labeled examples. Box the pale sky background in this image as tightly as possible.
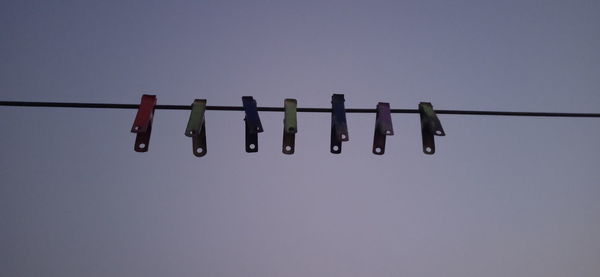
[1,0,599,276]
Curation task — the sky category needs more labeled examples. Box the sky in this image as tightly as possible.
[1,0,599,276]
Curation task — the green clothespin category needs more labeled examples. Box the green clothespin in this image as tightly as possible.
[283,99,297,154]
[419,102,445,155]
[185,99,207,157]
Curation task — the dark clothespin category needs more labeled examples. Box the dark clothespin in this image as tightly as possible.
[242,96,263,152]
[283,99,297,154]
[419,102,445,154]
[131,94,157,152]
[373,102,394,155]
[185,99,207,157]
[330,94,349,154]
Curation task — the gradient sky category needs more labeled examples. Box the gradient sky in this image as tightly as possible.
[1,0,599,276]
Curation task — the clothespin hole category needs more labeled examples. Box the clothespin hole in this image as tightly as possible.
[386,130,391,135]
[249,144,256,150]
[139,143,146,149]
[425,147,432,153]
[341,134,347,140]
[332,145,339,151]
[189,131,194,135]
[285,145,292,151]
[375,147,382,153]
[133,126,140,131]
[435,130,442,135]
[196,147,204,154]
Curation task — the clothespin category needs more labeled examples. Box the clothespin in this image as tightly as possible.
[131,94,157,152]
[373,102,394,155]
[242,96,263,152]
[283,99,297,154]
[419,102,445,154]
[330,94,349,154]
[185,99,207,157]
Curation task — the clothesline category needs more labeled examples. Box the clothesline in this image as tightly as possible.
[1,100,599,117]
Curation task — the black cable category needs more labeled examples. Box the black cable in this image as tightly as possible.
[1,100,599,118]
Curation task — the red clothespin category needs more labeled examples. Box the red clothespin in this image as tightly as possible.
[131,94,157,152]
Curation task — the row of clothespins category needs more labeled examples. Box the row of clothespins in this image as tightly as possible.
[130,94,446,156]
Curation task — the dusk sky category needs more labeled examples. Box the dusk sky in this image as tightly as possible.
[1,0,599,276]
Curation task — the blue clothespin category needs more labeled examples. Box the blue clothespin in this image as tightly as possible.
[242,96,263,152]
[330,94,349,154]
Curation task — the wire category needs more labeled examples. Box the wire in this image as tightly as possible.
[1,100,599,118]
